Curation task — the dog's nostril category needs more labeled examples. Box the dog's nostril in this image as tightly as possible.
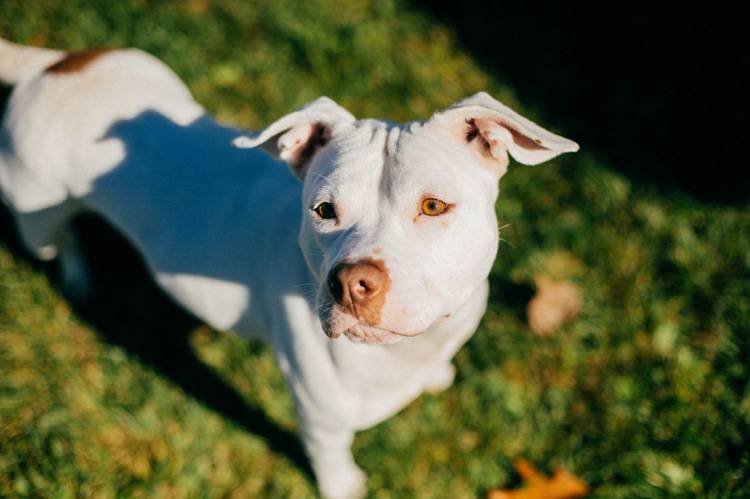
[353,277,380,300]
[328,273,344,302]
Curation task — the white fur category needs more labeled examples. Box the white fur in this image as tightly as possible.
[0,41,577,498]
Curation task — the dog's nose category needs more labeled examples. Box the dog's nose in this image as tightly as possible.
[327,259,389,323]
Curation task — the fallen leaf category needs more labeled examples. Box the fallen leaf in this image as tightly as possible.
[527,278,582,335]
[186,0,210,14]
[487,459,589,499]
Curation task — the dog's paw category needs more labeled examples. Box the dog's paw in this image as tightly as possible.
[317,462,367,499]
[424,363,456,394]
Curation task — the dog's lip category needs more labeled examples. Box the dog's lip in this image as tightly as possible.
[356,313,451,337]
[347,323,419,338]
[342,323,406,344]
[323,307,452,341]
[325,321,413,340]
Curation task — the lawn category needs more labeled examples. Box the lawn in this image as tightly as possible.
[1,1,749,497]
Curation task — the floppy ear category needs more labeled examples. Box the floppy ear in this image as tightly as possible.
[233,97,355,178]
[433,92,579,174]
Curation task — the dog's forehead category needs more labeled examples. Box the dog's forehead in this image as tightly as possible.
[334,118,405,159]
[323,118,461,189]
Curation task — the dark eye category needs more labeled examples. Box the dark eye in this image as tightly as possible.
[313,202,337,220]
[420,198,449,216]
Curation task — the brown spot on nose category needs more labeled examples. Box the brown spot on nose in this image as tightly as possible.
[45,48,114,74]
[327,258,390,325]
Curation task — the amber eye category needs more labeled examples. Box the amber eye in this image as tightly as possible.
[313,202,337,220]
[421,198,448,216]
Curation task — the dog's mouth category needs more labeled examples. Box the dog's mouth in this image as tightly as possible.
[342,323,420,345]
[322,313,408,344]
[321,306,452,345]
[320,305,410,344]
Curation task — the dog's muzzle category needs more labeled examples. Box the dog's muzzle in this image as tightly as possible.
[325,258,390,337]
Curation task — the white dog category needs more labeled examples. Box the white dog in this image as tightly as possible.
[0,39,578,498]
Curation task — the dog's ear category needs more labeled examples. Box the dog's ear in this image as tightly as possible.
[233,97,355,179]
[432,92,579,176]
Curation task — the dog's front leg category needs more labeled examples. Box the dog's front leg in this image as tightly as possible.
[270,294,367,499]
[298,421,366,499]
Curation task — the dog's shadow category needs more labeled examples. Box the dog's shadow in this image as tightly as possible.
[0,83,311,477]
[0,203,313,479]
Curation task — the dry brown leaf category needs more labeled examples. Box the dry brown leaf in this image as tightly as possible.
[527,278,582,335]
[186,0,210,14]
[487,459,589,499]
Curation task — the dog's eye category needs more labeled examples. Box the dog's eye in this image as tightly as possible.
[313,202,337,220]
[420,198,448,216]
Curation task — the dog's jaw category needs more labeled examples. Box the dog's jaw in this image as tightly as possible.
[319,301,418,345]
[343,324,404,345]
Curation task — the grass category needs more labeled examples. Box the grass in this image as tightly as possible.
[1,0,749,497]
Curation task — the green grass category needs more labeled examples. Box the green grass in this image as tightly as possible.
[1,1,749,497]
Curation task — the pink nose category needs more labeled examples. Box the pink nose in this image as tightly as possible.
[327,259,390,325]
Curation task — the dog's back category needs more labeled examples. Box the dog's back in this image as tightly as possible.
[0,41,302,334]
[0,44,202,210]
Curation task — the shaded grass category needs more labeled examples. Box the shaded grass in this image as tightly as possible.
[1,1,749,497]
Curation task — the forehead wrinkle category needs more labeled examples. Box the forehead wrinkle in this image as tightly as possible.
[328,125,382,181]
[323,122,389,230]
[379,125,402,205]
[384,122,427,200]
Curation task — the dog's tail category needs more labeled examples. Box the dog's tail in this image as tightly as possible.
[0,39,65,86]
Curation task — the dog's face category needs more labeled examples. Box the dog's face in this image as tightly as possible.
[235,93,578,344]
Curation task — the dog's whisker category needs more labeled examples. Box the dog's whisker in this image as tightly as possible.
[310,172,333,183]
[302,250,327,259]
[292,282,318,289]
[498,236,515,248]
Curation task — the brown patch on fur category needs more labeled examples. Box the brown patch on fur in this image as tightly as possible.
[330,258,391,326]
[45,48,114,74]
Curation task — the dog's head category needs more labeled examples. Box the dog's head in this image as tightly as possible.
[234,92,578,344]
